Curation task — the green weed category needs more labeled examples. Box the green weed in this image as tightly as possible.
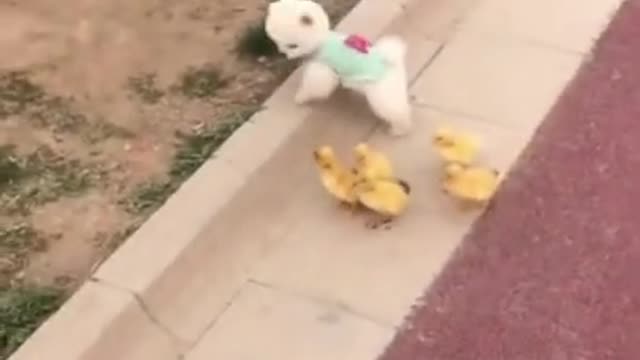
[82,119,136,143]
[0,72,118,141]
[121,180,175,214]
[236,22,280,59]
[0,72,46,119]
[127,73,165,104]
[0,223,43,251]
[0,286,65,359]
[0,147,95,215]
[0,222,46,282]
[170,111,250,181]
[27,97,88,134]
[173,65,226,99]
[0,146,28,189]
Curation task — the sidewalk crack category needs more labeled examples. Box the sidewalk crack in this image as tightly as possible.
[247,278,397,330]
[89,277,191,355]
[409,43,445,86]
[188,282,247,347]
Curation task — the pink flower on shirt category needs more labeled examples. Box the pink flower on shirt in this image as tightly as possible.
[344,34,372,54]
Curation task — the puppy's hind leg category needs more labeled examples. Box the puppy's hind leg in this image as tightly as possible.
[364,70,412,136]
[295,61,339,105]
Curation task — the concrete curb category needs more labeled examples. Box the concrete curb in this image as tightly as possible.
[9,1,413,359]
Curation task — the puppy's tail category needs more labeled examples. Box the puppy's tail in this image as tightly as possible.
[373,35,407,67]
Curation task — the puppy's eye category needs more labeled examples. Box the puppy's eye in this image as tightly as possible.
[286,44,299,49]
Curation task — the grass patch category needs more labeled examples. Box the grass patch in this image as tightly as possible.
[0,223,44,251]
[0,222,46,282]
[121,180,174,214]
[0,72,46,119]
[82,119,136,143]
[0,71,124,142]
[173,65,226,99]
[107,223,141,252]
[127,73,165,104]
[0,286,65,359]
[0,146,28,189]
[0,71,94,136]
[26,96,88,133]
[170,111,251,181]
[123,107,259,214]
[235,22,280,59]
[0,147,95,215]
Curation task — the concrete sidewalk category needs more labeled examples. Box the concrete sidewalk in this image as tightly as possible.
[10,0,622,359]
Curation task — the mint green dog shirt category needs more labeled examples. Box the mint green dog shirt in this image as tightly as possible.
[315,32,388,83]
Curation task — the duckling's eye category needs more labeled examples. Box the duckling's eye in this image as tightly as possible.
[286,43,299,50]
[435,136,452,145]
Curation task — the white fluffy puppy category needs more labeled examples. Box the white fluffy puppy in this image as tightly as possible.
[265,0,412,136]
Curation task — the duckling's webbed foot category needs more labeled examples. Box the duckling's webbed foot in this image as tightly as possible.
[338,201,360,216]
[338,201,352,209]
[365,216,393,230]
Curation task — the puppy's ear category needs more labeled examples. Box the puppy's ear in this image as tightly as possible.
[300,14,314,26]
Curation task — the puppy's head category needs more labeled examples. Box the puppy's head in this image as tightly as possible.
[265,0,331,59]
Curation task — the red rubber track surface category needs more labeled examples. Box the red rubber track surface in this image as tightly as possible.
[380,1,640,359]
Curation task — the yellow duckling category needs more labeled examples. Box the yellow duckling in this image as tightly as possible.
[433,126,479,166]
[353,177,410,228]
[353,143,394,181]
[312,145,359,208]
[442,162,500,208]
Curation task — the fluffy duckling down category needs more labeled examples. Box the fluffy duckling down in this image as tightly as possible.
[442,162,500,205]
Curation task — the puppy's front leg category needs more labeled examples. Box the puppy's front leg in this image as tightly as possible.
[295,61,339,105]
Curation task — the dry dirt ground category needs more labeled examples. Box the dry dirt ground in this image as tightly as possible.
[0,0,356,357]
